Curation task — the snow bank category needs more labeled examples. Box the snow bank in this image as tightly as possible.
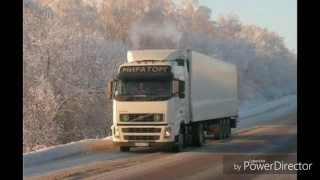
[239,95,297,118]
[23,95,297,166]
[23,136,113,166]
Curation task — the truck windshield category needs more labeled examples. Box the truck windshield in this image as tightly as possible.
[115,80,172,101]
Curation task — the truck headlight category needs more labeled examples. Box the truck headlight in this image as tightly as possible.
[114,127,119,137]
[164,127,171,138]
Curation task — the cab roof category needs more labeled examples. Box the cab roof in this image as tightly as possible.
[127,49,189,63]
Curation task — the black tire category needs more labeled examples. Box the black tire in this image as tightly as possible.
[214,119,225,140]
[172,127,184,153]
[193,123,205,147]
[120,146,130,152]
[231,118,237,128]
[223,118,227,139]
[226,118,231,138]
[223,118,228,139]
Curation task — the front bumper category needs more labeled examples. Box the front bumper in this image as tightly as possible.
[111,124,180,147]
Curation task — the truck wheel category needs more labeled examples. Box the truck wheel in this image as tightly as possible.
[172,128,184,152]
[193,123,205,147]
[222,118,227,139]
[226,118,231,138]
[200,123,205,144]
[120,146,130,152]
[231,118,237,128]
[214,119,225,140]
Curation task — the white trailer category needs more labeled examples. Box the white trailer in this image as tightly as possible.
[189,51,238,122]
[107,49,238,152]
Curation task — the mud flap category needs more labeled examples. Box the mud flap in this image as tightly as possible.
[230,119,237,128]
[174,135,180,145]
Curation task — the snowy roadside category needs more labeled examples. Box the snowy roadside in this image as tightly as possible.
[234,95,297,131]
[23,95,297,166]
[239,95,297,118]
[23,137,113,166]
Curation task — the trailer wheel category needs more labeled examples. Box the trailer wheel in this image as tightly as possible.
[226,118,231,138]
[193,123,205,147]
[201,123,205,144]
[214,119,225,140]
[120,146,130,152]
[222,118,227,139]
[231,118,237,128]
[172,127,184,152]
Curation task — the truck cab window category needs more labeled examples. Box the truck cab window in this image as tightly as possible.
[115,80,172,101]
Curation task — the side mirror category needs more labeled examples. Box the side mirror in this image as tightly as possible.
[179,80,185,93]
[107,81,114,99]
[179,92,185,99]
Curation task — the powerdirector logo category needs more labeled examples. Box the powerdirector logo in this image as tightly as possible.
[223,155,312,174]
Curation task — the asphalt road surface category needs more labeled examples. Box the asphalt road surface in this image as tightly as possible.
[24,104,297,180]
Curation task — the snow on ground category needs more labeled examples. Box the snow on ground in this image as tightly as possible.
[23,95,297,166]
[235,95,297,131]
[24,137,113,166]
[239,95,297,118]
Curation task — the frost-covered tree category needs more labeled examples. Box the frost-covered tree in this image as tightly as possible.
[23,0,128,152]
[23,77,62,152]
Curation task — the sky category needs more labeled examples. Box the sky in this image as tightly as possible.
[197,0,297,51]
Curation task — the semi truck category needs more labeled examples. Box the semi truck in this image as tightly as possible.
[107,49,238,152]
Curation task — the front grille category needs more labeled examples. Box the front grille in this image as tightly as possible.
[123,135,160,141]
[122,128,161,133]
[120,114,164,122]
